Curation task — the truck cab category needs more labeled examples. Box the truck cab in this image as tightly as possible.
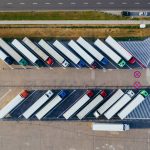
[100,90,107,97]
[86,90,94,97]
[118,59,126,67]
[46,57,54,65]
[140,90,149,98]
[129,57,136,64]
[59,90,67,98]
[127,90,135,98]
[62,60,69,67]
[93,111,100,118]
[101,57,109,65]
[78,60,86,68]
[20,90,29,98]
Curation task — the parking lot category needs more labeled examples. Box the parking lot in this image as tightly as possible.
[0,88,149,123]
[0,37,147,71]
[0,121,149,150]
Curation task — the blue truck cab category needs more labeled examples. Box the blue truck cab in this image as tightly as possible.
[101,57,109,65]
[78,60,86,68]
[59,90,67,98]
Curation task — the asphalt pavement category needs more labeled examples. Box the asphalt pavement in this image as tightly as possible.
[0,0,150,11]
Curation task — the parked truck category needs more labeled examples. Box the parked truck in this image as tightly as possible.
[76,37,108,65]
[53,40,85,68]
[68,40,97,68]
[23,90,54,119]
[105,36,136,64]
[94,39,126,68]
[63,90,94,119]
[104,90,135,119]
[0,38,28,66]
[0,90,29,119]
[118,90,149,119]
[36,90,67,120]
[11,39,42,67]
[92,123,130,131]
[38,39,69,67]
[23,37,54,65]
[0,49,13,65]
[77,90,107,120]
[93,89,124,118]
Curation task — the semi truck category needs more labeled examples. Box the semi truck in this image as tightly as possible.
[0,38,28,66]
[76,90,107,120]
[105,36,136,64]
[92,123,130,131]
[68,40,97,68]
[63,90,94,119]
[118,90,149,119]
[93,89,124,118]
[0,90,29,119]
[0,49,13,65]
[38,39,69,67]
[104,90,135,119]
[76,37,108,65]
[23,37,54,65]
[53,40,85,68]
[23,90,54,119]
[11,39,42,67]
[94,39,126,68]
[36,90,67,120]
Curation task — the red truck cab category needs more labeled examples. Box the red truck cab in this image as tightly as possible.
[129,57,136,64]
[100,90,107,97]
[46,57,54,65]
[20,90,29,98]
[86,90,94,97]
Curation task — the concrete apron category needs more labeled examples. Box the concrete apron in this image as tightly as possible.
[0,68,149,89]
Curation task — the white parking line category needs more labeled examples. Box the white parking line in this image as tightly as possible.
[109,2,114,4]
[45,3,51,5]
[0,89,12,103]
[70,2,76,5]
[135,2,140,4]
[20,3,25,5]
[122,2,127,5]
[96,2,102,4]
[58,3,63,5]
[83,2,88,5]
[32,3,38,5]
[7,3,13,5]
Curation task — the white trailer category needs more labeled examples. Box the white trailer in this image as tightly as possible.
[11,39,42,67]
[0,38,28,66]
[0,49,13,65]
[53,40,85,67]
[105,36,136,64]
[23,90,53,119]
[94,39,126,68]
[23,37,54,65]
[76,37,108,65]
[93,89,124,118]
[68,40,96,68]
[77,94,103,120]
[36,90,67,120]
[63,91,93,119]
[104,90,135,119]
[38,39,69,67]
[118,90,148,119]
[92,123,130,131]
[0,90,29,119]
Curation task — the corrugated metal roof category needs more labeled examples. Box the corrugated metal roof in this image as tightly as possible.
[118,38,150,67]
[125,95,150,119]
